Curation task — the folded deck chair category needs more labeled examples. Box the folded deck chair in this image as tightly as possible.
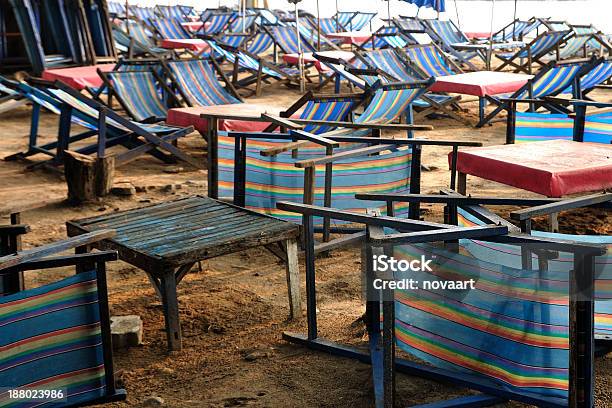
[208,41,303,96]
[401,44,463,78]
[98,69,177,122]
[357,49,467,124]
[0,238,126,406]
[507,99,612,144]
[6,79,200,169]
[163,58,243,107]
[424,19,479,70]
[478,58,600,127]
[495,30,571,74]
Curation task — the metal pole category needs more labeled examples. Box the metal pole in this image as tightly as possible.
[125,0,129,35]
[316,0,321,51]
[454,0,461,31]
[387,0,391,27]
[242,0,246,33]
[488,0,496,70]
[512,0,518,40]
[295,3,305,93]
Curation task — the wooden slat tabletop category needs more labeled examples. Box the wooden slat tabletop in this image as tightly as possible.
[67,196,299,269]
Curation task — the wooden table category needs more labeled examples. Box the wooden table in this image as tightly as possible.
[67,196,301,351]
[167,104,284,199]
[450,140,612,197]
[430,71,532,124]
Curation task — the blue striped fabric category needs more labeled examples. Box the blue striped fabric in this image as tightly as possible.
[156,5,191,21]
[203,13,232,35]
[0,271,109,407]
[124,20,156,49]
[362,27,408,49]
[151,19,190,40]
[112,25,168,57]
[583,114,612,144]
[319,18,341,34]
[167,59,240,107]
[404,45,457,77]
[107,71,167,122]
[107,1,125,15]
[349,12,376,31]
[355,85,423,125]
[426,19,467,45]
[558,35,590,59]
[514,112,574,143]
[217,35,248,48]
[363,49,418,82]
[299,98,356,134]
[458,209,612,340]
[569,60,612,93]
[247,32,274,55]
[217,137,412,223]
[267,26,315,54]
[336,12,356,29]
[494,20,529,41]
[229,15,257,33]
[128,6,156,23]
[207,41,284,79]
[518,63,583,99]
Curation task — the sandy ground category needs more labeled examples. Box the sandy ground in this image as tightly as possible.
[0,73,611,407]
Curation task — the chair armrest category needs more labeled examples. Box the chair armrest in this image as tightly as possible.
[510,192,612,221]
[274,117,434,131]
[0,224,30,237]
[294,144,396,168]
[0,229,116,270]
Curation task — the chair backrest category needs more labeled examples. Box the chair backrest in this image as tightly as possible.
[355,82,429,125]
[513,112,574,143]
[558,35,590,60]
[403,44,458,77]
[335,11,357,29]
[217,138,412,222]
[516,30,569,59]
[0,259,124,406]
[125,20,156,48]
[392,238,574,401]
[319,18,341,35]
[574,59,612,93]
[203,13,233,35]
[295,96,357,134]
[426,19,468,46]
[363,27,409,50]
[518,61,587,99]
[166,59,240,107]
[266,26,315,54]
[348,12,377,31]
[583,113,612,144]
[217,34,248,49]
[494,20,529,41]
[362,49,418,82]
[395,17,427,33]
[151,18,190,40]
[229,14,257,33]
[128,5,156,23]
[105,71,167,122]
[156,4,192,21]
[457,207,611,340]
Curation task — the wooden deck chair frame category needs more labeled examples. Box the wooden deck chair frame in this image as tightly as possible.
[97,68,180,123]
[346,190,608,408]
[0,230,127,406]
[478,57,601,127]
[6,78,201,170]
[495,30,572,74]
[160,57,244,108]
[493,17,541,42]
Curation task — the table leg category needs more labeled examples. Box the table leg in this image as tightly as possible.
[206,118,219,199]
[550,213,559,233]
[479,97,486,125]
[457,172,467,195]
[284,238,301,319]
[161,268,182,351]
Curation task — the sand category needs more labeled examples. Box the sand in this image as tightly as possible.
[0,75,610,407]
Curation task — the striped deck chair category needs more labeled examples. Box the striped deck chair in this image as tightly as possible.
[0,244,126,407]
[128,5,156,23]
[424,19,478,69]
[155,4,193,21]
[358,49,466,124]
[265,26,316,55]
[570,25,612,52]
[107,1,126,17]
[218,137,412,223]
[402,44,463,78]
[198,12,233,36]
[98,70,174,123]
[246,32,274,55]
[163,59,242,107]
[495,30,571,74]
[335,12,356,30]
[540,19,572,33]
[6,79,200,169]
[112,23,172,59]
[344,12,377,32]
[228,14,258,34]
[318,17,345,35]
[393,16,427,34]
[357,27,411,50]
[478,58,599,127]
[493,18,541,42]
[151,18,192,40]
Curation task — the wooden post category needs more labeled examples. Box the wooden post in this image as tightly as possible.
[284,238,301,319]
[161,267,182,351]
[64,151,115,203]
